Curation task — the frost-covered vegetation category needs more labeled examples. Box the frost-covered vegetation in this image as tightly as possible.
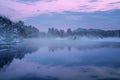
[0,16,40,44]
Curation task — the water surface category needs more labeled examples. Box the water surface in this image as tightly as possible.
[0,38,120,80]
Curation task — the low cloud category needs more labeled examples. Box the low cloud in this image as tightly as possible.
[0,0,120,20]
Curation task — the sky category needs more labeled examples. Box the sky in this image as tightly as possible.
[0,0,120,31]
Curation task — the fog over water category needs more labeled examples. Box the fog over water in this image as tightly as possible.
[0,37,120,80]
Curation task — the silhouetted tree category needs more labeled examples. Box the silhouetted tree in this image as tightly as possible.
[59,29,64,37]
[67,28,72,36]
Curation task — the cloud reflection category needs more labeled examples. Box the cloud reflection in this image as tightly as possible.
[0,59,120,80]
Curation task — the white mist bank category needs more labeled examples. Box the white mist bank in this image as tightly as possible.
[23,37,120,46]
[92,37,120,42]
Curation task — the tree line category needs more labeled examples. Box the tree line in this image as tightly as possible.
[0,16,120,39]
[39,27,120,38]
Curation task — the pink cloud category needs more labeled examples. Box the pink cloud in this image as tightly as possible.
[0,0,120,20]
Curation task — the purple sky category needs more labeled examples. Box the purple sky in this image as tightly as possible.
[0,0,120,31]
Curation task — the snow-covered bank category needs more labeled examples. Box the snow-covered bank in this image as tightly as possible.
[0,36,22,49]
[0,37,22,44]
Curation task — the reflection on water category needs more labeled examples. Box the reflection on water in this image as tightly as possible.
[0,39,120,80]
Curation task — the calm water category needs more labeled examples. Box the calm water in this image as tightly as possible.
[0,38,120,80]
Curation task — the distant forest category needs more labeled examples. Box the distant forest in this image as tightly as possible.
[42,27,120,38]
[0,16,120,40]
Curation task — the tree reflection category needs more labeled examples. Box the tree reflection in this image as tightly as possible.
[0,43,40,69]
[47,42,120,52]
